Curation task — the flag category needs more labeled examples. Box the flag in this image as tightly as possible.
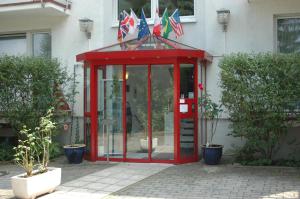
[153,8,161,37]
[128,9,139,35]
[161,8,172,39]
[117,11,124,42]
[117,10,130,42]
[169,9,184,38]
[138,9,150,40]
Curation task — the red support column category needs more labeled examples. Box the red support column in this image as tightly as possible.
[174,61,180,163]
[194,61,199,161]
[122,64,127,161]
[90,63,98,162]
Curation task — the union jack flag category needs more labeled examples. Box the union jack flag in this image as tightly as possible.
[118,11,130,42]
[169,9,184,38]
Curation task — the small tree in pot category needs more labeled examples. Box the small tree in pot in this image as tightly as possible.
[12,108,61,199]
[199,85,223,165]
[63,65,86,164]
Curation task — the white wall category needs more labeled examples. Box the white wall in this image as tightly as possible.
[1,0,299,155]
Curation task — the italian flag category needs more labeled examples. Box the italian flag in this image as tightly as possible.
[153,8,161,37]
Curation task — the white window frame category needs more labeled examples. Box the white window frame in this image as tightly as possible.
[274,14,300,53]
[0,30,51,56]
[112,0,197,27]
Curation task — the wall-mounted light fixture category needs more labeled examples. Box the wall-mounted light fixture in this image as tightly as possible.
[79,18,94,39]
[217,9,230,32]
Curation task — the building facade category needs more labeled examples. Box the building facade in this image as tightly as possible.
[0,0,300,160]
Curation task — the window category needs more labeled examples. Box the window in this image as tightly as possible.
[159,0,194,17]
[0,34,27,56]
[32,32,51,58]
[277,17,300,53]
[118,0,151,18]
[116,0,195,23]
[0,32,51,58]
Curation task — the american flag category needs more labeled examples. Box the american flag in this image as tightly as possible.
[169,9,184,38]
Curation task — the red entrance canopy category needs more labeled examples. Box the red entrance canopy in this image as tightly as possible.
[76,35,212,63]
[76,35,212,164]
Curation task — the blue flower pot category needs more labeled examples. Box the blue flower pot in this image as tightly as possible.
[202,145,223,165]
[64,144,86,164]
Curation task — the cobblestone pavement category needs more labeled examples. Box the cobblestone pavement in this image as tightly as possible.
[105,163,300,199]
[41,163,171,199]
[1,159,300,199]
[0,156,114,199]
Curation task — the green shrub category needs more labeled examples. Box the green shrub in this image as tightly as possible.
[49,141,63,159]
[220,53,300,163]
[0,142,14,161]
[0,55,72,133]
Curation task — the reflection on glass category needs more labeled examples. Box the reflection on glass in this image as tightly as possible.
[85,67,91,112]
[98,66,123,158]
[180,64,195,158]
[180,119,195,158]
[84,117,91,154]
[159,0,194,17]
[0,34,27,56]
[277,18,300,53]
[32,32,51,58]
[151,65,174,160]
[180,64,194,99]
[126,66,148,159]
[118,0,151,18]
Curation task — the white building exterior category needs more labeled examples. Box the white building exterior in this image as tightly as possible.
[0,0,299,157]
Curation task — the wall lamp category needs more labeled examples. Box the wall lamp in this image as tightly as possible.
[217,9,231,32]
[79,18,94,39]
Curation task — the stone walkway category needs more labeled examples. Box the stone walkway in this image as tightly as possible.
[106,163,300,199]
[0,157,114,199]
[40,163,171,199]
[1,159,300,199]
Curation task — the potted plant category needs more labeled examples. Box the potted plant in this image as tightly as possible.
[63,120,86,164]
[63,66,86,164]
[11,108,61,199]
[199,86,223,165]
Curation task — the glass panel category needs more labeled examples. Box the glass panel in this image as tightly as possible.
[159,0,194,17]
[84,117,91,154]
[85,67,91,112]
[277,18,300,53]
[180,64,194,99]
[151,65,174,160]
[0,34,27,56]
[98,66,123,158]
[118,0,151,18]
[96,35,196,52]
[180,118,194,157]
[126,66,148,159]
[32,32,51,58]
[180,64,195,158]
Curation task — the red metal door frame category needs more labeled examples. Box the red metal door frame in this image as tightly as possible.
[86,59,199,164]
[89,62,98,162]
[176,58,199,164]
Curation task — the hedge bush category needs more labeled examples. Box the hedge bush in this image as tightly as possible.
[0,55,72,133]
[220,53,300,163]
